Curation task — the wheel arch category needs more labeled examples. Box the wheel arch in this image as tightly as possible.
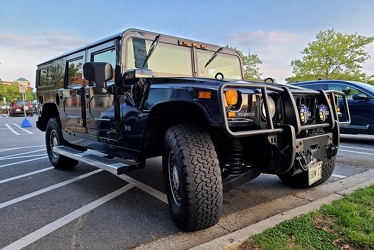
[142,100,215,158]
[37,103,60,131]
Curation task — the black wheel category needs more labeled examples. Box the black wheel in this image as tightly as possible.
[278,157,336,188]
[46,117,78,169]
[163,124,223,232]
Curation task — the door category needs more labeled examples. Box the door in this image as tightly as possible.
[61,54,86,133]
[85,41,119,141]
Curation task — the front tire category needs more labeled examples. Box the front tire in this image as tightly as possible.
[278,157,336,188]
[46,117,78,169]
[163,124,223,232]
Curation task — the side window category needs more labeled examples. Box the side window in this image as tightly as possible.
[67,57,84,85]
[329,83,365,100]
[300,83,325,90]
[39,64,58,86]
[91,48,116,80]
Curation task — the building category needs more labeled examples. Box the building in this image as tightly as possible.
[0,77,31,91]
[15,77,31,91]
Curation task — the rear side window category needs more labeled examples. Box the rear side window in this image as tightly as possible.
[67,57,84,85]
[91,48,116,80]
[39,65,58,86]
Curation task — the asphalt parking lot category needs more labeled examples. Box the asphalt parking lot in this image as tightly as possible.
[1,114,373,249]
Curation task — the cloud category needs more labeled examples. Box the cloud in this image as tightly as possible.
[0,32,88,51]
[227,30,374,82]
[226,30,312,83]
[0,32,90,86]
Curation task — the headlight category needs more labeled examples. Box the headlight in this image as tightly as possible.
[225,89,238,106]
[318,104,329,122]
[261,96,276,120]
[298,104,311,124]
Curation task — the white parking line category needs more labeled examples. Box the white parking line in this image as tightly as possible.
[339,149,374,156]
[0,167,54,184]
[2,184,134,250]
[13,123,34,134]
[5,124,20,135]
[0,156,48,169]
[0,149,46,160]
[331,173,346,179]
[0,145,45,152]
[118,174,168,204]
[3,123,33,135]
[340,145,374,152]
[0,169,103,209]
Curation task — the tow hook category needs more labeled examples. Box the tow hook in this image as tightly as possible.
[327,144,338,159]
[295,152,308,171]
[295,148,317,171]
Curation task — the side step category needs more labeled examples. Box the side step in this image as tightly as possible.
[53,146,134,174]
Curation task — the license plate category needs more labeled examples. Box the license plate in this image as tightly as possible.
[308,161,322,185]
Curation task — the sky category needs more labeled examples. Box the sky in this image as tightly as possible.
[1,0,374,87]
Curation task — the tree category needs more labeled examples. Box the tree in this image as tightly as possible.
[288,29,374,83]
[226,46,263,81]
[0,82,34,104]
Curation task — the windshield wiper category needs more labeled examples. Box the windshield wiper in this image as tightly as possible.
[142,34,160,69]
[204,47,224,68]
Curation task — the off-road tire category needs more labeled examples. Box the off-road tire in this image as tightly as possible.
[278,157,336,188]
[46,117,78,169]
[163,123,223,232]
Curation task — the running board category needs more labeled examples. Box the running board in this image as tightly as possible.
[53,146,133,174]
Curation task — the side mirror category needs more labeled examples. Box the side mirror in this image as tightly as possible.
[352,93,372,101]
[83,62,113,90]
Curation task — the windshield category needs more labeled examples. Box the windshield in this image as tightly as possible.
[196,49,242,80]
[125,37,243,80]
[126,38,193,77]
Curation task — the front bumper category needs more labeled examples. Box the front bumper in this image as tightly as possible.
[217,83,349,175]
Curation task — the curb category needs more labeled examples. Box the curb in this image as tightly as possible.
[191,171,374,250]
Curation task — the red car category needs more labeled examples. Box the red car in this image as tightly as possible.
[9,99,33,116]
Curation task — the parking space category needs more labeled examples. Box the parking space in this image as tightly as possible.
[0,116,373,249]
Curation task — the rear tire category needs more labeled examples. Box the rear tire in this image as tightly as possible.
[163,124,223,232]
[46,117,78,169]
[278,157,336,188]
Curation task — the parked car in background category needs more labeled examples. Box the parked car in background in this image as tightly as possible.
[0,105,8,114]
[32,100,38,114]
[9,99,33,116]
[292,80,374,135]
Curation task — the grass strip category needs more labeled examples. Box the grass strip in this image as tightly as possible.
[237,184,374,250]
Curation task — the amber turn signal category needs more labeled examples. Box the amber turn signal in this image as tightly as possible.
[225,89,238,106]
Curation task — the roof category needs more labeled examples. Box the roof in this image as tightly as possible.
[16,77,28,82]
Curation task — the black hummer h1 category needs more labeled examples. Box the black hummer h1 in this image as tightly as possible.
[36,29,350,232]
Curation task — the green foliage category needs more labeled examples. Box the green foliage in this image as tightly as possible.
[247,214,338,249]
[288,29,374,83]
[226,46,263,81]
[68,62,82,84]
[242,185,374,249]
[321,185,374,248]
[0,82,34,104]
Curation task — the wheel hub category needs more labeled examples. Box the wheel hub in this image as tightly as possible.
[50,130,59,158]
[169,151,181,206]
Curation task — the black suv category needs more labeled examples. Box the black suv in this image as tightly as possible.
[35,29,350,232]
[292,80,374,135]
